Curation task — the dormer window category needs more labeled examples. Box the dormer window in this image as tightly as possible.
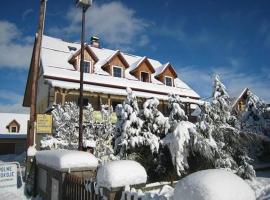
[82,60,91,73]
[141,72,150,82]
[165,76,173,86]
[112,66,122,78]
[6,119,20,133]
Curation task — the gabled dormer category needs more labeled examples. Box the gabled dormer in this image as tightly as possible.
[6,119,20,133]
[155,63,177,86]
[130,57,155,82]
[68,44,98,73]
[101,50,130,78]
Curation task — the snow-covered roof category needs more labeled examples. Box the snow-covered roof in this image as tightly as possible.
[40,35,200,100]
[0,113,29,134]
[97,160,147,189]
[0,134,27,139]
[36,149,98,171]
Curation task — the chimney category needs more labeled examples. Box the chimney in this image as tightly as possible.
[90,36,100,48]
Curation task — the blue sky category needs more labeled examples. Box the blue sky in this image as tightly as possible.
[0,0,270,113]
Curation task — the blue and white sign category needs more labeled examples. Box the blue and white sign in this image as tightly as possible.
[0,163,17,190]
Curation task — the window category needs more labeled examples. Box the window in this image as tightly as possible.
[113,66,122,77]
[11,127,17,133]
[165,77,173,86]
[141,72,150,82]
[82,60,91,73]
[78,98,89,106]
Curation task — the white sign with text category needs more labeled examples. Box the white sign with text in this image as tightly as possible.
[0,163,17,190]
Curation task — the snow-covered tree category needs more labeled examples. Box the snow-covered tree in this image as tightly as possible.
[141,98,169,138]
[194,75,256,179]
[159,75,256,180]
[113,88,143,157]
[41,102,80,149]
[241,89,269,135]
[40,101,115,162]
[160,94,196,177]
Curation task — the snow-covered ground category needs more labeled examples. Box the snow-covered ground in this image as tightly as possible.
[247,170,270,200]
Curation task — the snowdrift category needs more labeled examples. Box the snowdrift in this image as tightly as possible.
[174,169,255,200]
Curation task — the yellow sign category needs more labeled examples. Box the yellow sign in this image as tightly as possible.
[36,114,52,134]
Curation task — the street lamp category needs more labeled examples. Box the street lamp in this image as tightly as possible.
[76,0,92,151]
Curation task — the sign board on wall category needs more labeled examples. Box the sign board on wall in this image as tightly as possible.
[36,114,52,134]
[0,163,17,190]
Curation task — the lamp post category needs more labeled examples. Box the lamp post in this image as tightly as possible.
[76,0,92,151]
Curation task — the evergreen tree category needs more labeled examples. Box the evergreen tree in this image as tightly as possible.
[195,75,256,179]
[113,88,144,157]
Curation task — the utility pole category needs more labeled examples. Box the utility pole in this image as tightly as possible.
[27,0,46,148]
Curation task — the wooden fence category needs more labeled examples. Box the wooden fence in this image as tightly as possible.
[63,173,99,200]
[62,173,174,200]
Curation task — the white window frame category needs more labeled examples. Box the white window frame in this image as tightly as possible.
[140,71,150,82]
[79,59,92,73]
[164,76,173,86]
[112,65,123,78]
